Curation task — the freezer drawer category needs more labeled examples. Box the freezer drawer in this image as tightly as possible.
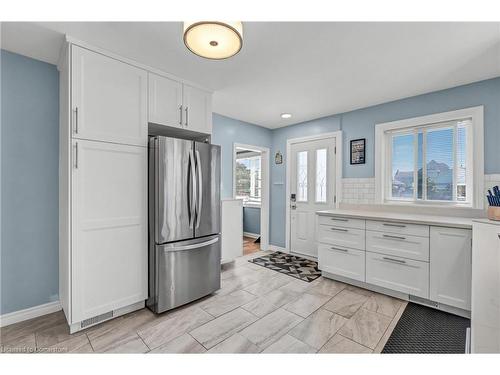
[150,235,221,313]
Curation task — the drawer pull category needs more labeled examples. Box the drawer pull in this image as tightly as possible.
[382,256,406,264]
[331,247,348,253]
[330,218,348,222]
[330,227,348,232]
[383,223,406,228]
[382,234,406,240]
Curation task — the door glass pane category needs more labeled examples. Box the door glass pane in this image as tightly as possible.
[316,149,327,202]
[426,127,453,201]
[391,134,414,199]
[297,151,308,202]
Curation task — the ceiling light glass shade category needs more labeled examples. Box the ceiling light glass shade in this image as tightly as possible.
[183,21,243,59]
[281,113,292,119]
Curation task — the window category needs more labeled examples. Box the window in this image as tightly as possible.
[316,149,327,202]
[297,151,308,202]
[375,107,484,209]
[235,153,262,206]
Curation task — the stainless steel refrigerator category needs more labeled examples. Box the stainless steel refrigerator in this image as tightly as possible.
[147,135,221,314]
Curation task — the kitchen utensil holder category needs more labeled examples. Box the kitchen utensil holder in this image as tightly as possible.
[487,206,500,221]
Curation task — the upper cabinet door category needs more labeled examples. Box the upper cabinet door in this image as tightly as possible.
[182,84,212,134]
[148,73,183,128]
[71,46,148,146]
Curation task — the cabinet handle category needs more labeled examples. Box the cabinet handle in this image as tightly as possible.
[74,107,79,134]
[179,105,183,126]
[330,227,348,232]
[382,234,406,240]
[383,223,406,228]
[331,218,348,222]
[185,106,189,127]
[75,142,78,169]
[331,247,348,253]
[382,256,406,264]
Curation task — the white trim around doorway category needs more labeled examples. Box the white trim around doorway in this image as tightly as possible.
[285,131,343,253]
[233,143,270,252]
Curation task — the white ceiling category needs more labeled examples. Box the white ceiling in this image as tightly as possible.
[2,22,499,128]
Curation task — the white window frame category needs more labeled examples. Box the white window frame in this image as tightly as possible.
[375,106,484,209]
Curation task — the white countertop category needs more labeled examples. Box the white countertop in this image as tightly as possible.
[472,218,500,226]
[316,209,475,229]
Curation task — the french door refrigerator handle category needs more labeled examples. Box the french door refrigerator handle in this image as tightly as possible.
[188,149,197,229]
[162,236,219,252]
[195,149,203,228]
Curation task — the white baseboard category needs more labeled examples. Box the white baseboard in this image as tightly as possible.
[0,301,62,328]
[268,245,288,253]
[243,232,260,239]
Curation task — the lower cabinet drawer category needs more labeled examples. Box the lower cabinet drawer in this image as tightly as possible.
[318,244,365,282]
[366,251,429,298]
[318,225,365,250]
[366,230,429,261]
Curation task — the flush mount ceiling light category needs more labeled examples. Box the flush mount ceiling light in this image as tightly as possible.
[183,21,243,60]
[281,113,292,119]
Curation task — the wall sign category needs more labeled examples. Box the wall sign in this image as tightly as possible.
[275,151,283,165]
[350,138,366,165]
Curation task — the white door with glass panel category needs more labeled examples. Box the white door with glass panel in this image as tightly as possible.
[290,138,336,257]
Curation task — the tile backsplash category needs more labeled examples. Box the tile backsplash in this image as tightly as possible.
[342,175,500,208]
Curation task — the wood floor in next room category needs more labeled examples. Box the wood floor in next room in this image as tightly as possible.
[243,236,260,255]
[0,251,407,354]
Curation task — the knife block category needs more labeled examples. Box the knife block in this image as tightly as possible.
[487,206,500,221]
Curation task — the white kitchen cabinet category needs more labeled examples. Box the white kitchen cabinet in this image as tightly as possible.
[182,84,212,134]
[221,199,243,264]
[366,251,429,299]
[71,45,148,146]
[318,224,365,251]
[366,230,429,262]
[147,74,213,134]
[148,73,183,128]
[318,244,365,282]
[71,139,147,324]
[430,226,471,310]
[471,220,500,353]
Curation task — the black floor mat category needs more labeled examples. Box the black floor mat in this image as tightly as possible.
[382,303,470,354]
[248,251,321,282]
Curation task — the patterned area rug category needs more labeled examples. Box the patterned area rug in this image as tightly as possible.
[248,251,321,282]
[382,303,470,353]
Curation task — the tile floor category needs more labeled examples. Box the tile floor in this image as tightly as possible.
[0,250,407,354]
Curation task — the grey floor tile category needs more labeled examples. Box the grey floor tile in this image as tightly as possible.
[137,306,213,350]
[363,293,403,318]
[244,275,296,297]
[0,332,36,353]
[102,333,149,353]
[239,308,303,349]
[278,279,312,296]
[189,308,258,349]
[35,321,85,349]
[283,293,332,318]
[44,334,93,353]
[199,290,256,317]
[208,333,260,353]
[241,289,297,318]
[290,308,348,349]
[323,289,370,318]
[149,334,206,353]
[307,277,346,297]
[262,334,316,353]
[319,334,372,353]
[0,311,66,345]
[338,308,392,349]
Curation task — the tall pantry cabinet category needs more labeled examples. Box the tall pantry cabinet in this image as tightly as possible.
[59,44,148,333]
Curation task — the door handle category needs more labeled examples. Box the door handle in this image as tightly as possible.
[74,107,79,134]
[185,107,189,127]
[195,149,203,229]
[163,236,219,252]
[330,227,348,232]
[382,256,406,264]
[382,234,406,240]
[188,150,196,229]
[74,142,79,169]
[179,105,183,126]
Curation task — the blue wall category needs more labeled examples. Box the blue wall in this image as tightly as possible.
[211,113,272,199]
[243,207,261,235]
[1,50,60,314]
[267,77,500,247]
